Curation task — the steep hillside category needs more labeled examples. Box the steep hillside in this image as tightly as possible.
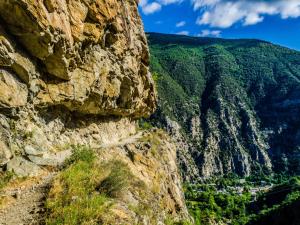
[148,33,300,180]
[248,199,300,225]
[0,2,190,224]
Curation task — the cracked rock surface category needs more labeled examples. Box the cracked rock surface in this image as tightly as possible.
[0,0,156,117]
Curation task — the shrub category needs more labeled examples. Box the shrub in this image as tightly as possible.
[96,161,131,198]
[0,171,14,190]
[46,146,135,225]
[138,119,153,130]
[64,145,95,166]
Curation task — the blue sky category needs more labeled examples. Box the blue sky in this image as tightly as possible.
[139,0,300,50]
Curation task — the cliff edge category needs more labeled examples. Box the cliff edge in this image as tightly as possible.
[0,1,189,224]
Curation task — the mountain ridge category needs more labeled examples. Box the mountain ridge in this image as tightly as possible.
[147,32,298,52]
[148,32,300,180]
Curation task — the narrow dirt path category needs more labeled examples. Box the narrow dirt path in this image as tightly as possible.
[0,132,144,225]
[99,131,143,148]
[0,173,55,225]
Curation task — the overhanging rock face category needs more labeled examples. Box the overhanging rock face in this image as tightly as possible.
[0,0,157,177]
[0,0,156,117]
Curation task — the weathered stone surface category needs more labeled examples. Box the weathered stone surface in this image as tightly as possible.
[24,145,72,167]
[0,70,28,108]
[0,1,188,222]
[71,129,190,224]
[0,0,156,117]
[24,145,44,156]
[27,150,72,167]
[0,139,12,166]
[7,156,41,177]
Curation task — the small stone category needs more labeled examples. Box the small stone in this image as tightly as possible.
[27,149,72,167]
[12,189,21,199]
[24,145,42,156]
[71,196,78,201]
[0,139,12,166]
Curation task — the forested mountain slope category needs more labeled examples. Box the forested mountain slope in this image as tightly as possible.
[148,33,300,180]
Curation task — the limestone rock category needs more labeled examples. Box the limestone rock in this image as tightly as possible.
[7,156,41,177]
[0,0,157,178]
[0,1,188,222]
[24,145,44,156]
[83,129,191,224]
[27,150,72,167]
[0,0,156,117]
[0,139,12,166]
[0,70,28,108]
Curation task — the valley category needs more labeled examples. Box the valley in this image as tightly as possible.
[185,175,300,225]
[147,32,300,225]
[0,1,299,224]
[148,32,300,180]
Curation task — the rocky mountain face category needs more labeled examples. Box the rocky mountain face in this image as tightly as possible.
[0,0,155,116]
[86,129,190,224]
[148,33,300,180]
[0,1,189,223]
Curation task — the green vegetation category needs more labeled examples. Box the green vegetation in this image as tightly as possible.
[185,183,251,225]
[138,119,153,130]
[148,32,300,176]
[184,176,300,225]
[0,171,14,191]
[46,146,134,225]
[164,216,193,225]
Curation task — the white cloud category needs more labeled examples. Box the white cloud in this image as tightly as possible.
[198,29,221,37]
[244,13,264,26]
[140,1,162,15]
[192,0,221,10]
[176,30,190,35]
[176,21,186,27]
[139,0,183,15]
[193,0,300,28]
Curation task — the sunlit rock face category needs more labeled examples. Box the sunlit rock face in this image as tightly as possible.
[0,0,158,176]
[0,3,192,222]
[0,0,156,117]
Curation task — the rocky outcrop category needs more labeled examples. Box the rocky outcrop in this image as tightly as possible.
[0,1,190,224]
[199,97,272,178]
[0,1,194,224]
[0,0,156,117]
[150,108,201,182]
[0,0,156,173]
[93,129,190,224]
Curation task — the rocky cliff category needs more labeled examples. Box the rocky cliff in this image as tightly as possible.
[148,33,300,180]
[0,1,189,224]
[0,0,155,116]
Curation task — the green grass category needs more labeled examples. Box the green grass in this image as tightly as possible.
[164,216,193,225]
[96,160,132,198]
[45,146,134,225]
[0,171,14,190]
[63,145,95,166]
